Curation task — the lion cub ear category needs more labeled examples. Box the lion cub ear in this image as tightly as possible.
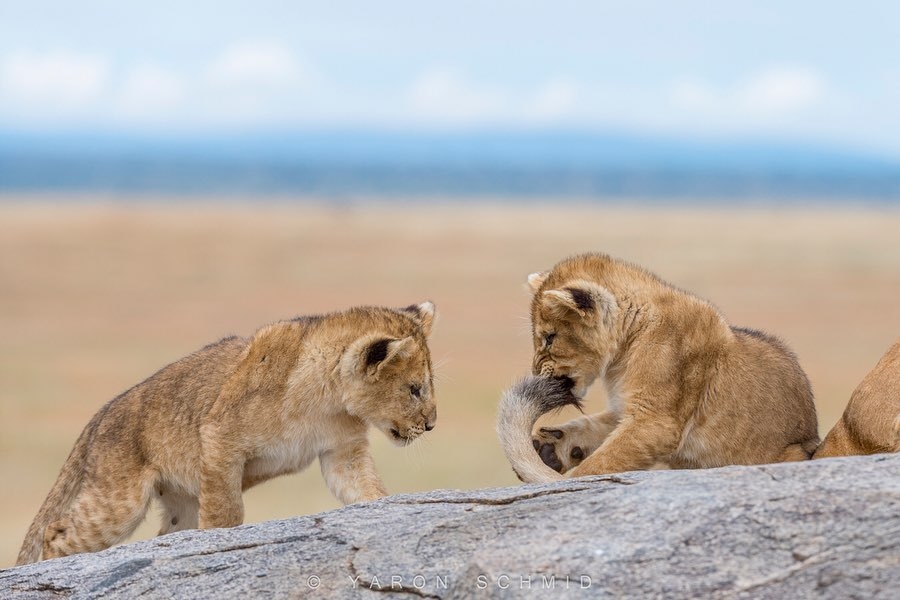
[345,334,417,379]
[401,301,436,337]
[541,280,618,325]
[527,271,549,292]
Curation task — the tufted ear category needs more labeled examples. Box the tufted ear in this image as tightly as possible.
[401,301,436,337]
[527,271,549,292]
[345,334,417,379]
[541,280,618,325]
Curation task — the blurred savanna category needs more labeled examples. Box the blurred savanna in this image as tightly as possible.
[2,200,900,566]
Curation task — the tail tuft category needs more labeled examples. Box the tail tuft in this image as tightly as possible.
[507,376,582,414]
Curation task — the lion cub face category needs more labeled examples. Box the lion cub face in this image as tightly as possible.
[340,304,437,446]
[528,273,620,399]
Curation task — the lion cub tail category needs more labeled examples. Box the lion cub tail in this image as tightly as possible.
[496,376,581,484]
[16,420,92,565]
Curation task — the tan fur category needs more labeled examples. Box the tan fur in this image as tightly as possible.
[813,339,900,458]
[498,253,819,482]
[17,302,437,565]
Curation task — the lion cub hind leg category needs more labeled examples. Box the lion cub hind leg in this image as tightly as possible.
[533,410,620,473]
[157,484,200,536]
[812,418,860,458]
[776,440,818,462]
[43,469,156,560]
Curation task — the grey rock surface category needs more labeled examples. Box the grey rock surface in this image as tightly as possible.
[2,454,898,599]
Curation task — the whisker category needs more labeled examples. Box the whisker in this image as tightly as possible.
[434,370,455,385]
[415,436,431,465]
[515,313,534,337]
[402,436,427,468]
[434,352,452,366]
[432,354,454,385]
[432,355,452,373]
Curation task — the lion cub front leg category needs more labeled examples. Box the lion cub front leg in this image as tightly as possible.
[198,424,245,529]
[570,413,680,477]
[319,440,387,504]
[533,410,620,473]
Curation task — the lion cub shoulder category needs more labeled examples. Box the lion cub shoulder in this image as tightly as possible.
[18,302,437,565]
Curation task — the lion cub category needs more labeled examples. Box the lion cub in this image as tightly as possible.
[18,302,437,565]
[814,338,900,458]
[497,253,819,483]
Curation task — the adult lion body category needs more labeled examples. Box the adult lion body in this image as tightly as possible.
[18,303,437,565]
[497,253,818,483]
[814,338,900,458]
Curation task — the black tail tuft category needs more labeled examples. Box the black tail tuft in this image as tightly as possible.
[510,376,582,414]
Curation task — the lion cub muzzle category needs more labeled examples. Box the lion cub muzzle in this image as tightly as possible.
[388,404,437,445]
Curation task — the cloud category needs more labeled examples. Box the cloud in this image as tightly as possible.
[191,41,321,125]
[671,78,718,112]
[0,48,829,140]
[0,51,109,110]
[525,79,579,121]
[738,67,824,114]
[671,66,826,118]
[116,64,184,119]
[207,41,307,88]
[0,43,321,127]
[406,69,581,125]
[407,69,506,124]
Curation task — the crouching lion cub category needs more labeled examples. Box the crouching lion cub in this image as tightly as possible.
[813,338,900,458]
[497,253,819,483]
[18,302,437,565]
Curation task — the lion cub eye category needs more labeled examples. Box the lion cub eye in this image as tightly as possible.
[543,333,556,348]
[410,384,422,399]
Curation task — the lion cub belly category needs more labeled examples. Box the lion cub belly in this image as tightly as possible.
[243,437,319,484]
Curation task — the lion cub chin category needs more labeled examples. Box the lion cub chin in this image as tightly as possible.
[18,302,437,565]
[814,338,900,458]
[497,253,819,483]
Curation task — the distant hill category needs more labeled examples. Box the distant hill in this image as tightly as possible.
[2,130,899,200]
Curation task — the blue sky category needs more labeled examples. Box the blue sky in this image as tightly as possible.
[2,1,900,158]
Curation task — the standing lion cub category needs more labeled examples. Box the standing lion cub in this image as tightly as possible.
[18,302,437,565]
[497,253,819,483]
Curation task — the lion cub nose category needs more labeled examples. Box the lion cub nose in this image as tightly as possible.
[424,407,437,431]
[425,423,435,432]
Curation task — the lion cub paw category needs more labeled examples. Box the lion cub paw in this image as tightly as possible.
[532,426,589,473]
[532,412,619,473]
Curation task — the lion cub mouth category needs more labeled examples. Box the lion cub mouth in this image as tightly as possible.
[389,427,416,444]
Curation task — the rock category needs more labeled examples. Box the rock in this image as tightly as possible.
[2,454,898,599]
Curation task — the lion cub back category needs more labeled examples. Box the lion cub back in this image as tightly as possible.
[705,327,819,463]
